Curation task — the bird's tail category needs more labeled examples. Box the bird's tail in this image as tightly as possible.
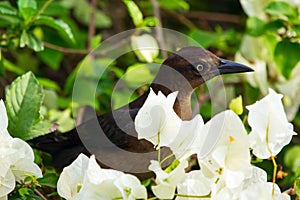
[29,129,89,171]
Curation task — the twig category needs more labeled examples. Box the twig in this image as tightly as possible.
[88,0,97,51]
[34,189,48,200]
[30,0,54,23]
[184,11,241,24]
[165,10,197,30]
[43,42,89,54]
[150,0,167,59]
[270,156,277,195]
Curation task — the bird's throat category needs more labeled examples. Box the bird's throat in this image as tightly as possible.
[149,83,193,120]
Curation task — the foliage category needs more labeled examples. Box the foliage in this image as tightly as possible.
[0,0,300,199]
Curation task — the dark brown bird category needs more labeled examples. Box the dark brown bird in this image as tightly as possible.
[30,46,253,179]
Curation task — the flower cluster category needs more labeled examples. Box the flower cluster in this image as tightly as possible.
[0,100,42,200]
[135,88,295,199]
[57,154,147,200]
[57,88,296,199]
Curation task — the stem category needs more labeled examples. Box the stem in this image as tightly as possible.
[34,189,48,200]
[175,193,211,199]
[43,42,89,54]
[271,156,277,196]
[242,115,247,124]
[148,197,159,200]
[31,0,54,23]
[157,131,161,164]
[157,147,161,163]
[265,114,276,196]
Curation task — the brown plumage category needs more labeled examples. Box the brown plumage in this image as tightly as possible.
[30,46,253,180]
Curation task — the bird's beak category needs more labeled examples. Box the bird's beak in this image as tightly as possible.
[217,58,254,75]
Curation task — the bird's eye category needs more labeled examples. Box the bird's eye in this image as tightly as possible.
[196,64,204,71]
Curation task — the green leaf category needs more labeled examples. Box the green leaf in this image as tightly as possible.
[0,49,5,77]
[43,89,58,110]
[142,17,159,27]
[283,146,300,172]
[189,29,218,48]
[246,17,266,36]
[296,166,300,177]
[37,78,61,91]
[0,2,20,26]
[18,188,30,197]
[274,40,300,79]
[295,26,300,37]
[94,11,112,28]
[124,63,154,86]
[264,20,285,33]
[48,109,74,133]
[17,0,37,9]
[3,58,25,75]
[0,15,20,27]
[5,72,52,140]
[36,1,69,16]
[265,1,298,20]
[19,7,38,21]
[35,16,75,42]
[90,34,102,49]
[38,173,58,188]
[37,47,63,70]
[0,2,17,15]
[72,0,111,28]
[123,0,143,27]
[158,0,189,11]
[20,30,44,51]
[295,177,300,196]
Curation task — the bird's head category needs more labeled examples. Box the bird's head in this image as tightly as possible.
[147,46,254,120]
[154,46,253,90]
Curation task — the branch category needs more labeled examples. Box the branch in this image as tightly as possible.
[150,0,167,59]
[164,10,197,30]
[184,11,241,24]
[30,0,54,23]
[43,42,89,54]
[88,0,97,51]
[34,189,48,200]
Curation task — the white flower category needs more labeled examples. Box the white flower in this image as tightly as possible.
[149,159,188,199]
[239,0,272,20]
[135,88,182,148]
[247,88,297,159]
[235,36,269,95]
[244,166,268,185]
[169,114,205,161]
[0,100,11,141]
[199,110,251,175]
[277,61,300,120]
[78,155,123,200]
[131,34,159,63]
[198,110,252,198]
[240,182,290,200]
[114,174,147,200]
[57,153,90,200]
[58,154,147,200]
[239,166,290,200]
[0,100,42,199]
[176,170,211,200]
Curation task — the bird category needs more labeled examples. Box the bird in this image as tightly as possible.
[30,46,253,180]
